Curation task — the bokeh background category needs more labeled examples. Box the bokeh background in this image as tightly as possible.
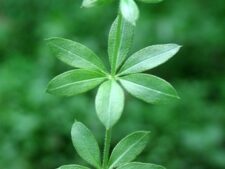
[0,0,225,169]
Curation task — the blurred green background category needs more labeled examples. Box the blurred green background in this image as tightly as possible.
[0,0,225,169]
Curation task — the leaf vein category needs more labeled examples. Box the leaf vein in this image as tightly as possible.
[49,77,105,91]
[51,43,101,70]
[109,133,148,169]
[121,79,177,98]
[122,46,178,73]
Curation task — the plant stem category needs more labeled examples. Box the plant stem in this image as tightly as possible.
[102,128,112,169]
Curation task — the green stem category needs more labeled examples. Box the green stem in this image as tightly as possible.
[102,128,112,169]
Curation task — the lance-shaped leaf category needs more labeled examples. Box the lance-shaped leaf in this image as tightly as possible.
[117,162,166,169]
[108,15,134,74]
[47,69,106,96]
[120,73,179,104]
[95,80,124,129]
[71,121,101,168]
[108,131,150,169]
[120,0,139,25]
[58,164,90,169]
[47,37,106,72]
[138,0,163,3]
[119,44,181,75]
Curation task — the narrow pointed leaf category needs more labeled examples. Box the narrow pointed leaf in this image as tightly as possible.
[138,0,163,3]
[120,0,139,25]
[108,15,134,74]
[119,44,181,75]
[47,37,106,72]
[47,69,106,96]
[95,80,124,129]
[117,162,166,169]
[120,73,179,104]
[71,121,101,168]
[108,131,150,169]
[58,164,90,169]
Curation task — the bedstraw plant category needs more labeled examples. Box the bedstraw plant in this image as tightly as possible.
[46,0,181,169]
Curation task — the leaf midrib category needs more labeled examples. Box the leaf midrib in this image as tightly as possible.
[51,43,103,71]
[80,129,100,168]
[73,124,100,168]
[117,17,126,68]
[121,79,178,99]
[121,46,177,74]
[109,133,148,169]
[49,77,105,91]
[111,15,123,73]
[106,81,113,128]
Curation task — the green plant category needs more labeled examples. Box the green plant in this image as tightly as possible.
[46,0,181,169]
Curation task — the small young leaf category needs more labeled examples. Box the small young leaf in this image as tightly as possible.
[108,131,150,169]
[81,0,100,8]
[47,37,106,72]
[58,164,90,169]
[71,121,101,168]
[47,69,106,96]
[138,0,163,3]
[108,15,134,74]
[120,0,139,25]
[117,162,166,169]
[119,44,181,75]
[120,73,179,104]
[95,80,124,129]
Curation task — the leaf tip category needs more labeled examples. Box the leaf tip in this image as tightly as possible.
[45,37,60,47]
[73,119,79,124]
[176,94,181,100]
[136,130,151,137]
[131,21,137,26]
[45,87,50,94]
[172,88,181,100]
[174,44,182,51]
[146,130,151,134]
[45,84,52,94]
[45,37,57,41]
[45,81,53,94]
[81,0,99,8]
[143,131,151,138]
[157,0,164,3]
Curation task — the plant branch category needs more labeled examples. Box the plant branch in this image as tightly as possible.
[102,128,112,169]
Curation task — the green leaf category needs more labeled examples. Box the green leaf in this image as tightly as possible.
[108,15,134,74]
[58,164,90,169]
[47,37,106,72]
[81,0,108,8]
[138,0,163,3]
[119,44,181,75]
[108,131,150,168]
[119,73,179,104]
[117,162,166,169]
[47,69,106,96]
[120,0,139,25]
[71,121,101,168]
[95,80,124,129]
[81,0,100,8]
